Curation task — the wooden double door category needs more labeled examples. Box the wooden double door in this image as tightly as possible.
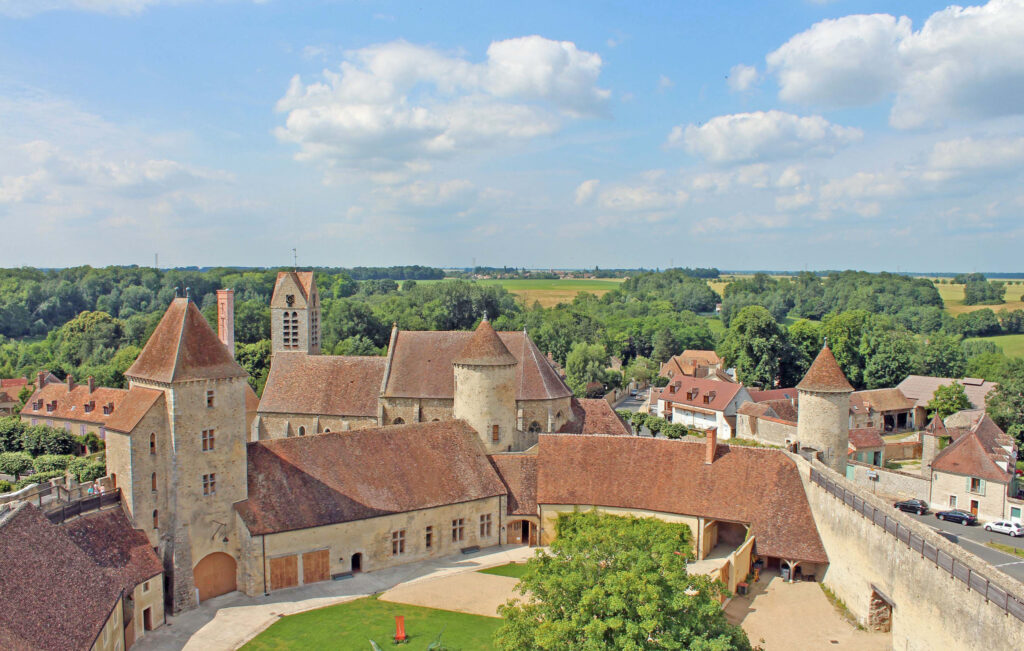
[270,549,331,591]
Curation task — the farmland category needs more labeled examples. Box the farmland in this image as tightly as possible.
[423,277,626,307]
[932,281,1024,315]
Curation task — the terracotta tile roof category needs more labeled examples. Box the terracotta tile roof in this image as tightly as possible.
[63,508,163,595]
[658,377,746,413]
[848,427,885,450]
[273,271,315,302]
[897,376,997,410]
[0,390,16,404]
[0,377,28,389]
[931,415,1015,483]
[489,453,538,515]
[660,351,723,378]
[20,381,128,425]
[382,330,572,400]
[797,346,853,393]
[738,398,799,423]
[850,388,915,414]
[558,398,633,436]
[748,388,798,402]
[697,367,736,383]
[454,320,517,366]
[126,298,246,384]
[923,414,948,438]
[245,383,260,413]
[0,503,123,651]
[943,409,985,429]
[259,353,385,417]
[536,434,828,564]
[236,420,507,535]
[104,387,164,433]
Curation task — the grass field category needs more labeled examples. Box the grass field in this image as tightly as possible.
[965,334,1024,358]
[478,562,529,579]
[241,596,500,651]
[422,277,625,307]
[934,282,1024,315]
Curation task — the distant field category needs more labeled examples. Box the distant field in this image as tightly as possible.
[425,277,626,307]
[965,334,1024,358]
[933,281,1024,315]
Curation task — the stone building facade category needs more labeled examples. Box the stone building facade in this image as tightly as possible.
[795,346,853,474]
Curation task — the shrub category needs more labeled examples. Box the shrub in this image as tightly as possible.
[0,417,25,453]
[0,451,34,479]
[81,432,104,453]
[32,454,76,473]
[78,460,106,483]
[21,425,78,456]
[14,469,66,490]
[0,479,12,493]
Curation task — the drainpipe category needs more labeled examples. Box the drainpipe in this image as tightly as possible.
[262,535,268,596]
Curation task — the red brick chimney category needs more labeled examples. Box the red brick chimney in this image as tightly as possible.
[36,371,45,388]
[87,376,95,393]
[216,289,235,358]
[66,374,74,391]
[705,427,718,465]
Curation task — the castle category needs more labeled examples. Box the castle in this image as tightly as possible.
[6,272,1022,651]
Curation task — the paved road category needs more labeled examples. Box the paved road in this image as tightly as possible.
[903,510,1024,583]
[615,392,655,436]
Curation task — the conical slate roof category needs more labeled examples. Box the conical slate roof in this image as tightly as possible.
[453,320,517,366]
[797,346,853,393]
[126,298,247,384]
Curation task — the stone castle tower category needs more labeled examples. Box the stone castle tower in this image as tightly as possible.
[796,344,854,474]
[271,271,320,355]
[122,297,250,612]
[452,319,518,453]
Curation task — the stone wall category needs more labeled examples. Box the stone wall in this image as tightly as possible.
[380,397,454,425]
[930,470,1009,521]
[845,460,930,501]
[129,575,165,644]
[237,496,503,596]
[796,389,850,474]
[737,413,796,446]
[256,412,378,439]
[453,363,517,453]
[795,455,1024,651]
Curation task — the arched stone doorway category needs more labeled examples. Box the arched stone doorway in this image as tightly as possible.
[351,552,363,572]
[194,552,237,602]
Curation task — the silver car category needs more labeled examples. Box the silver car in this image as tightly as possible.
[984,520,1024,537]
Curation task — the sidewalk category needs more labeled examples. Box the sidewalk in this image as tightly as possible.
[134,545,535,651]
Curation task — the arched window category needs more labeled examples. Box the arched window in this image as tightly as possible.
[153,509,159,529]
[432,418,440,422]
[151,472,157,492]
[555,411,563,421]
[528,421,542,433]
[110,473,117,487]
[149,433,156,455]
[324,428,331,433]
[298,426,305,436]
[393,417,405,425]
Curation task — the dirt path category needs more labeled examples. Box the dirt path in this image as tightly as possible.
[378,571,520,618]
[725,573,890,650]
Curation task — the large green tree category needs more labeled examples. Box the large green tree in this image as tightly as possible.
[495,511,749,651]
[564,342,611,396]
[860,323,917,389]
[718,305,795,388]
[926,382,972,419]
[916,333,967,378]
[987,371,1024,445]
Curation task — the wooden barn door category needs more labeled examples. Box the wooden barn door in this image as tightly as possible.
[302,549,331,585]
[269,555,299,591]
[194,552,237,602]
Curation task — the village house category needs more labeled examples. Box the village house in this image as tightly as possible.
[658,350,725,380]
[848,427,886,466]
[897,375,997,428]
[849,388,916,432]
[653,376,751,438]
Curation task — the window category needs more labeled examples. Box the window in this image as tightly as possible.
[153,509,159,529]
[151,472,157,492]
[528,421,542,433]
[206,390,215,408]
[969,477,985,495]
[452,518,465,542]
[202,473,216,496]
[480,513,492,538]
[298,426,306,436]
[149,433,156,455]
[201,429,215,451]
[80,424,86,436]
[393,417,405,425]
[391,529,406,555]
[142,580,149,593]
[425,526,433,549]
[949,495,958,508]
[492,425,500,442]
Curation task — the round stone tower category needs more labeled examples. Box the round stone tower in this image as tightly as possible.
[796,344,854,474]
[453,319,519,453]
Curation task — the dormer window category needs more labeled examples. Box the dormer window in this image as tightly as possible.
[84,400,95,414]
[102,402,114,415]
[46,401,56,413]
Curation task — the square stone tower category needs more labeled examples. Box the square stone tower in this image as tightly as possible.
[121,297,250,612]
[270,271,320,355]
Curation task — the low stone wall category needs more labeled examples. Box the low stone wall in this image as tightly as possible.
[795,455,1024,651]
[845,460,929,501]
[884,440,921,460]
[737,413,796,446]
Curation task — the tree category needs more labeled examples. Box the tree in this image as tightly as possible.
[564,342,610,396]
[718,305,795,388]
[916,333,966,378]
[821,310,871,388]
[926,382,972,420]
[20,425,77,456]
[624,356,658,385]
[0,417,25,453]
[651,328,679,363]
[859,321,917,389]
[788,319,823,377]
[987,372,1024,445]
[495,511,749,651]
[0,451,33,479]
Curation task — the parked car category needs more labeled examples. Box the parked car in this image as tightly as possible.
[984,520,1024,537]
[935,509,978,525]
[893,499,928,515]
[630,389,638,397]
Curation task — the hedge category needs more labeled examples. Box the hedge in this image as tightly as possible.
[0,451,34,478]
[14,470,66,490]
[32,454,76,474]
[0,479,11,493]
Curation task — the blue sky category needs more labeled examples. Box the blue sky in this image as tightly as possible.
[1,0,1023,271]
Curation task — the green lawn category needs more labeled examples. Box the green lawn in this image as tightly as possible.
[477,562,529,579]
[241,596,500,651]
[965,334,1024,358]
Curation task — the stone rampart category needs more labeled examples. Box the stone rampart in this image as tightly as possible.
[794,454,1024,650]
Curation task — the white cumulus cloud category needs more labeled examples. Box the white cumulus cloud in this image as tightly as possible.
[574,179,600,205]
[727,64,759,92]
[766,1,1024,128]
[668,110,862,164]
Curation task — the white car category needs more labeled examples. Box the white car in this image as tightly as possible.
[983,520,1024,537]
